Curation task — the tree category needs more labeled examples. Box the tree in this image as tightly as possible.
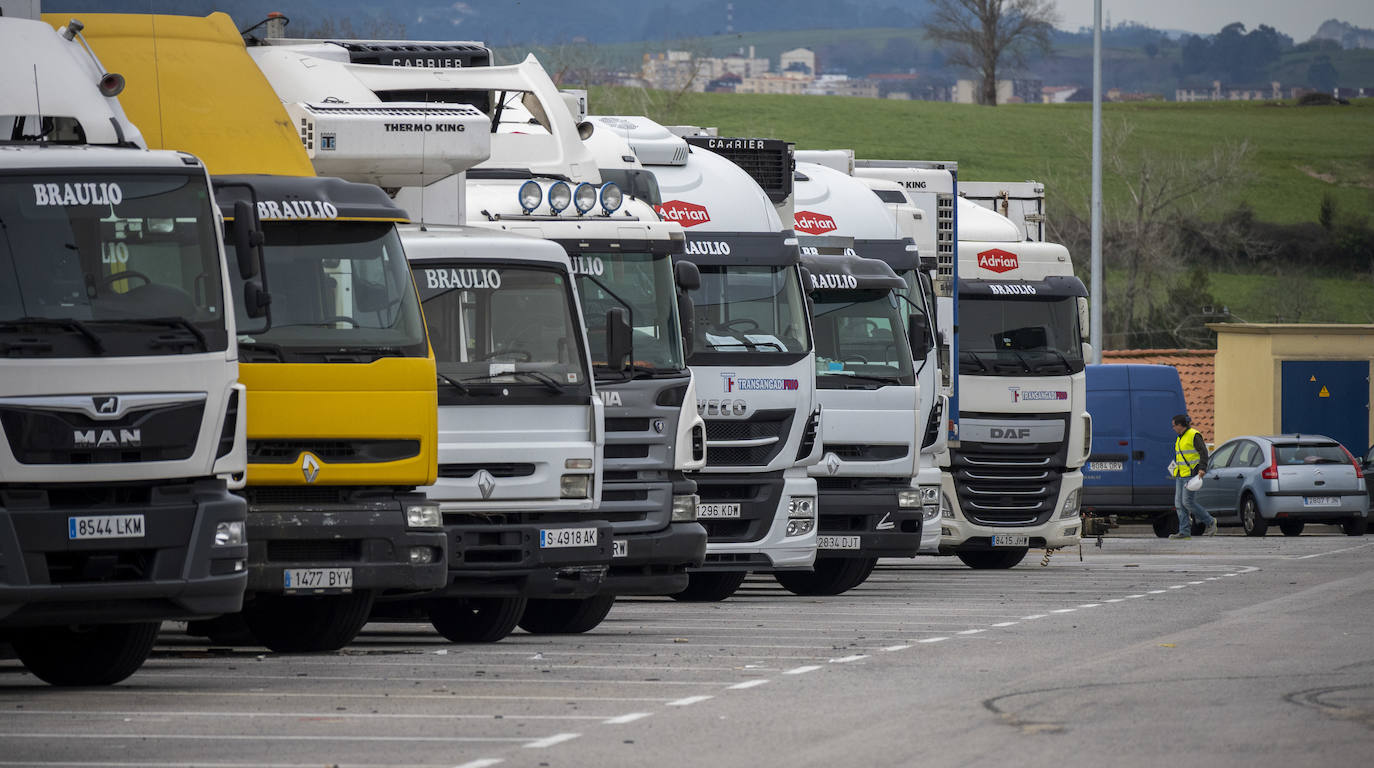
[1308,55,1339,93]
[924,0,1058,105]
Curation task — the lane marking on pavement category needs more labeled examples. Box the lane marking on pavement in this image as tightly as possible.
[829,655,868,664]
[1168,585,1187,590]
[61,690,677,704]
[728,679,769,690]
[1021,615,1048,620]
[454,760,505,768]
[1077,604,1101,608]
[1103,599,1125,603]
[3,709,615,722]
[918,637,949,644]
[0,734,531,744]
[1147,590,1167,594]
[603,713,653,725]
[666,696,714,707]
[956,629,985,635]
[1050,609,1077,614]
[882,644,913,652]
[524,733,580,749]
[134,672,735,686]
[1188,581,1205,585]
[1286,541,1374,560]
[784,665,822,675]
[990,622,1019,627]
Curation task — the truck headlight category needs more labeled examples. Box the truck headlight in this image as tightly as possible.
[214,521,245,547]
[1059,488,1082,519]
[787,496,815,518]
[561,474,591,499]
[920,486,941,521]
[786,518,815,537]
[671,494,698,522]
[406,503,443,529]
[897,489,922,509]
[942,493,956,520]
[565,458,593,470]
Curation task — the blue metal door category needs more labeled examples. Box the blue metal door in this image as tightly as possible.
[1280,361,1370,455]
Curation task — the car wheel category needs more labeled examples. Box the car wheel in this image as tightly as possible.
[1279,521,1305,537]
[1240,495,1268,537]
[1343,517,1368,536]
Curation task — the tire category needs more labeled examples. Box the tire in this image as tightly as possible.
[243,591,376,652]
[13,622,159,686]
[518,594,616,634]
[957,548,1029,569]
[774,557,878,596]
[1240,495,1268,537]
[1279,521,1305,537]
[1152,515,1175,538]
[428,596,527,643]
[1343,517,1368,536]
[669,571,748,602]
[185,613,258,646]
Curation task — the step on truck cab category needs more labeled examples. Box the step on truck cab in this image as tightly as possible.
[0,15,250,685]
[69,12,454,650]
[598,120,821,601]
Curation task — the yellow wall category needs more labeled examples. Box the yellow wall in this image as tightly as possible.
[1211,324,1374,443]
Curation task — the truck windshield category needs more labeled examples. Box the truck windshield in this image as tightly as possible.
[0,172,228,356]
[958,296,1084,376]
[812,289,914,388]
[688,264,811,360]
[414,262,591,402]
[228,222,427,360]
[573,251,685,375]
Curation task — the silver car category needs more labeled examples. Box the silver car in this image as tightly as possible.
[1195,435,1369,536]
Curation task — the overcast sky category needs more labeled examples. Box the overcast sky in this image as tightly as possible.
[1054,0,1374,40]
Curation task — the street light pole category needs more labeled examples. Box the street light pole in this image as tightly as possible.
[1090,0,1104,363]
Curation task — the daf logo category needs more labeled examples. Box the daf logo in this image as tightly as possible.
[301,453,321,484]
[476,469,497,500]
[92,396,119,415]
[989,427,1033,440]
[653,419,666,434]
[825,453,842,476]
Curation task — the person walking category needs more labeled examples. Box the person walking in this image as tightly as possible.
[1170,414,1216,539]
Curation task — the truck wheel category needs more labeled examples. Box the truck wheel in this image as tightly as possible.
[243,592,376,652]
[1152,515,1174,538]
[1342,517,1368,536]
[1279,521,1305,537]
[669,571,748,602]
[1240,495,1268,537]
[13,622,159,686]
[428,597,526,643]
[518,594,616,634]
[185,613,257,646]
[956,548,1028,569]
[774,557,878,596]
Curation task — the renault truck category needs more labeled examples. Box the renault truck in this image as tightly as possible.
[0,14,250,684]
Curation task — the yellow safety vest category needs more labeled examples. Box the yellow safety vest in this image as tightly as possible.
[1174,428,1202,477]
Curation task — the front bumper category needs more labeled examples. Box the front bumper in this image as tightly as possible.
[692,470,817,573]
[815,481,923,559]
[605,521,707,595]
[441,517,615,599]
[0,479,248,627]
[244,489,446,596]
[939,472,1083,553]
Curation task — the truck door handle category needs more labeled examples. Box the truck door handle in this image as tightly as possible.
[1132,451,1144,460]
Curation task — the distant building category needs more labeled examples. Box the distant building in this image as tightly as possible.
[736,74,809,95]
[1041,85,1079,104]
[704,71,742,93]
[805,74,879,99]
[779,48,816,79]
[954,78,1040,104]
[1175,80,1282,102]
[642,50,707,92]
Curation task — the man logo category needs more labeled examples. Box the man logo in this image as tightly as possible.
[92,396,118,415]
[301,453,321,484]
[476,469,497,500]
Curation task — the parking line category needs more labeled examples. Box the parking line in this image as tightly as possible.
[1050,609,1076,614]
[728,679,769,690]
[0,733,531,745]
[829,654,868,663]
[955,629,985,635]
[666,696,714,707]
[918,637,949,644]
[603,713,653,725]
[4,709,613,722]
[1147,590,1167,594]
[1168,585,1187,590]
[882,644,912,652]
[990,622,1018,627]
[524,733,580,749]
[1021,614,1048,620]
[454,760,504,768]
[784,665,822,675]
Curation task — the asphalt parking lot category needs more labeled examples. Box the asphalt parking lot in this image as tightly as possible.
[4,526,1373,768]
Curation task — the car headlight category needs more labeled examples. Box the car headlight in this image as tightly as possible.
[1059,488,1081,519]
[787,496,815,518]
[671,494,698,522]
[561,474,591,499]
[406,503,442,529]
[941,493,956,519]
[214,520,245,547]
[898,489,922,509]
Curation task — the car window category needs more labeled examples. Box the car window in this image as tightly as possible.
[1234,441,1261,468]
[1209,442,1237,469]
[1275,443,1348,465]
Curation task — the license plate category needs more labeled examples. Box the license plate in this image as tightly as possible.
[696,503,742,519]
[612,539,628,558]
[1303,496,1340,507]
[283,568,353,592]
[817,535,861,550]
[540,527,598,548]
[68,514,144,540]
[1089,461,1124,472]
[992,535,1030,547]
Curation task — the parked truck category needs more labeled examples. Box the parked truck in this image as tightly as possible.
[0,14,251,684]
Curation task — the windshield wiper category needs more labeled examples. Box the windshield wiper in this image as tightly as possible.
[0,317,105,354]
[237,340,284,361]
[1035,348,1076,372]
[821,371,902,385]
[959,350,989,372]
[437,372,470,395]
[593,362,673,380]
[127,316,209,351]
[457,369,567,393]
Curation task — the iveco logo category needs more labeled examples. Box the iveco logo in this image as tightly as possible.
[92,396,118,415]
[301,453,321,483]
[476,469,497,500]
[825,453,842,476]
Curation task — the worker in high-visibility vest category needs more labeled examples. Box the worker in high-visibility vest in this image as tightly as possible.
[1170,414,1217,539]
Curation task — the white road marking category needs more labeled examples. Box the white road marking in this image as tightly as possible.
[454,760,505,768]
[1168,585,1187,590]
[1188,581,1205,585]
[1125,594,1145,599]
[63,690,677,704]
[728,679,769,690]
[990,622,1019,627]
[1077,604,1101,608]
[524,733,581,749]
[603,713,653,725]
[918,637,948,644]
[829,654,869,663]
[1147,590,1167,594]
[0,734,529,744]
[956,629,985,635]
[1103,599,1125,603]
[666,696,714,707]
[882,644,913,652]
[1051,609,1077,614]
[4,709,610,722]
[784,665,822,675]
[1021,614,1048,620]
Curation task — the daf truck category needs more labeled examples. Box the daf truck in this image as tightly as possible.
[0,14,251,684]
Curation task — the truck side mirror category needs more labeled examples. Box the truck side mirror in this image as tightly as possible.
[242,280,272,320]
[677,293,695,357]
[606,307,632,370]
[1077,296,1090,342]
[232,200,264,279]
[798,266,816,294]
[674,260,700,291]
[907,312,932,359]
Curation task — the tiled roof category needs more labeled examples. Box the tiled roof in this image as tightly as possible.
[1101,349,1217,438]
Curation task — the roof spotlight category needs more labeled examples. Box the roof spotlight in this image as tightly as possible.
[98,72,125,97]
[573,183,598,215]
[518,180,542,214]
[548,181,572,215]
[599,182,623,216]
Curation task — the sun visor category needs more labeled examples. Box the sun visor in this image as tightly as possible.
[959,276,1088,299]
[800,252,905,292]
[677,232,799,266]
[214,174,408,222]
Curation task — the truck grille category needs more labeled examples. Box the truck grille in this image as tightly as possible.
[951,447,1064,526]
[692,474,784,544]
[249,439,420,464]
[705,409,794,467]
[266,539,363,563]
[0,403,204,465]
[827,444,908,461]
[438,463,535,479]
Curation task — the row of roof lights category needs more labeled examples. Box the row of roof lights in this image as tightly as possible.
[518,180,623,217]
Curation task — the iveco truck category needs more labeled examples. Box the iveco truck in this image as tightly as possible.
[0,14,250,684]
[596,119,821,600]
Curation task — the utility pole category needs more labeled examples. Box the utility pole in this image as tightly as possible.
[1090,0,1104,363]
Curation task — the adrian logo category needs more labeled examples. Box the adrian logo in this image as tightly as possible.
[92,396,119,415]
[301,453,321,484]
[476,469,497,500]
[976,248,1019,274]
[599,390,623,407]
[825,453,841,476]
[793,210,837,235]
[656,200,711,227]
[73,428,141,448]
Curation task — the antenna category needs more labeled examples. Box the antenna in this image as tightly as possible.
[30,64,41,141]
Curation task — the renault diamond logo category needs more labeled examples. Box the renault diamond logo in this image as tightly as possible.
[476,469,497,500]
[301,453,321,484]
[825,453,841,476]
[92,396,119,415]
